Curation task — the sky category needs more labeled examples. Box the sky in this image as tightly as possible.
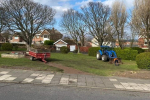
[33,0,135,33]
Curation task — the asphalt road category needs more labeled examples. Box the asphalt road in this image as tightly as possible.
[0,83,150,100]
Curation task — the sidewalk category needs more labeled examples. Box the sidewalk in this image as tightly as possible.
[0,68,150,92]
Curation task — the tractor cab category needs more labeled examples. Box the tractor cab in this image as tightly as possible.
[96,46,117,62]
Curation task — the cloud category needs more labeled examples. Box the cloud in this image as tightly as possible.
[33,0,73,18]
[75,0,135,9]
[75,0,94,7]
[52,6,70,18]
[103,0,135,9]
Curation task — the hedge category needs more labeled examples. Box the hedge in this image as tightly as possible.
[1,43,13,51]
[60,46,70,54]
[88,47,100,56]
[114,48,138,60]
[131,47,144,54]
[44,40,54,45]
[136,52,150,69]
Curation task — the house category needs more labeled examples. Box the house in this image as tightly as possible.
[33,28,63,44]
[115,40,138,48]
[54,39,77,51]
[138,35,149,49]
[91,38,116,47]
[9,32,26,44]
[9,28,63,44]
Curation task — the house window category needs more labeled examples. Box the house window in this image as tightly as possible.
[44,35,48,38]
[57,47,60,51]
[14,37,19,39]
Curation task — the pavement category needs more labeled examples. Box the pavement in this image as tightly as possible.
[0,68,150,92]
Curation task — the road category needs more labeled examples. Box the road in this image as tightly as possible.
[0,83,150,100]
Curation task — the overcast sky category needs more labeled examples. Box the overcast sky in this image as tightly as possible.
[33,0,135,32]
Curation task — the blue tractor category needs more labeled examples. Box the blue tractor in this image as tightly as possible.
[96,46,117,62]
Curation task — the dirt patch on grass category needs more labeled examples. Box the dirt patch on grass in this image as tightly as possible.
[47,62,93,75]
[114,70,150,79]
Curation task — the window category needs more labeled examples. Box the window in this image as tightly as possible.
[15,37,19,39]
[44,35,48,38]
[37,36,39,38]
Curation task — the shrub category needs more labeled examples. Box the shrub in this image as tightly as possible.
[60,46,70,53]
[1,43,13,51]
[114,48,138,60]
[136,52,150,69]
[88,47,100,56]
[131,47,144,54]
[44,40,54,45]
[14,45,18,51]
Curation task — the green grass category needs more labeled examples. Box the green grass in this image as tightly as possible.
[0,51,63,72]
[49,53,139,76]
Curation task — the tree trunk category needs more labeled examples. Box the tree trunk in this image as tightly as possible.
[77,43,80,54]
[98,41,102,47]
[148,39,150,52]
[130,39,134,48]
[26,44,31,51]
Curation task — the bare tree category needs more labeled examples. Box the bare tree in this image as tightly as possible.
[2,0,55,51]
[0,7,7,34]
[81,2,111,46]
[132,0,150,51]
[129,24,138,47]
[110,0,127,49]
[2,30,11,42]
[63,35,71,40]
[60,9,86,53]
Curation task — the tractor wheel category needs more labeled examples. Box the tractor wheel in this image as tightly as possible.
[102,55,108,62]
[30,56,35,61]
[96,52,102,60]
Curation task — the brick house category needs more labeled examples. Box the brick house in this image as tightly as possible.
[9,32,25,44]
[138,35,149,49]
[33,28,63,44]
[54,39,77,51]
[9,28,63,44]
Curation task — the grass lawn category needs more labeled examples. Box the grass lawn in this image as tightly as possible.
[49,53,139,76]
[0,51,63,72]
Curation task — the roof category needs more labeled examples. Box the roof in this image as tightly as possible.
[54,39,68,45]
[63,40,76,45]
[54,39,76,45]
[46,28,62,35]
[36,28,62,36]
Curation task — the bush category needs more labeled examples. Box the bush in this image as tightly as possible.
[88,47,100,56]
[60,46,70,53]
[136,52,150,69]
[114,48,138,60]
[44,40,54,45]
[14,45,18,51]
[131,47,144,54]
[1,43,13,51]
